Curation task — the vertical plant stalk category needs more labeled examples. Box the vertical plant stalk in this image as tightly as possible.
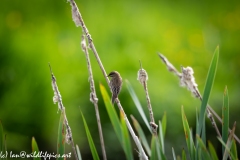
[67,0,148,159]
[158,54,222,137]
[49,64,78,160]
[81,35,107,160]
[137,61,158,135]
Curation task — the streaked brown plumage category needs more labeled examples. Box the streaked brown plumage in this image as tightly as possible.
[108,71,122,104]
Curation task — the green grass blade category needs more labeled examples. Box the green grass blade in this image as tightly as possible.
[208,141,218,160]
[158,121,165,154]
[181,106,196,160]
[161,112,167,138]
[231,140,238,160]
[196,135,211,160]
[32,137,41,160]
[81,112,100,160]
[131,115,151,156]
[182,149,187,160]
[202,116,206,145]
[218,137,236,160]
[57,111,65,160]
[126,80,151,132]
[195,108,199,160]
[172,147,176,160]
[197,46,219,138]
[150,136,157,160]
[221,122,236,160]
[100,84,123,146]
[120,111,134,160]
[222,86,229,154]
[76,145,82,160]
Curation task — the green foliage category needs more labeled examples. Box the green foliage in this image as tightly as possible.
[131,115,151,156]
[120,111,134,160]
[172,147,177,160]
[182,149,187,160]
[150,136,157,160]
[100,83,133,159]
[208,141,218,160]
[126,80,151,132]
[57,111,66,160]
[1,0,240,159]
[197,46,219,140]
[81,112,100,160]
[161,112,167,138]
[181,106,196,160]
[196,135,212,160]
[222,86,229,154]
[0,121,7,160]
[31,137,41,160]
[76,145,82,160]
[0,121,4,153]
[231,140,238,159]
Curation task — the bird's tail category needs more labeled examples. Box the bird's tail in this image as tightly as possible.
[111,93,117,104]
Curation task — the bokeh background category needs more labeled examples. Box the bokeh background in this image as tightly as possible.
[1,0,240,159]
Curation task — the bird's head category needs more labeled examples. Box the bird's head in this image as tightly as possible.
[108,71,120,78]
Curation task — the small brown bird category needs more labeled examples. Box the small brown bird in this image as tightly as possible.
[108,71,123,104]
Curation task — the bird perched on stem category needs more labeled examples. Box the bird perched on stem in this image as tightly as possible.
[108,71,122,104]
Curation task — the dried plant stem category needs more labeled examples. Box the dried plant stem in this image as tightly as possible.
[143,82,158,135]
[158,53,227,141]
[49,63,78,160]
[67,0,148,159]
[81,35,107,160]
[207,105,240,144]
[137,61,158,135]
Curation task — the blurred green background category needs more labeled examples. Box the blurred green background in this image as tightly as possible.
[1,0,240,159]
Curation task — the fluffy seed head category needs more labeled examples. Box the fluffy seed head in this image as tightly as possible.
[180,66,200,98]
[137,69,148,85]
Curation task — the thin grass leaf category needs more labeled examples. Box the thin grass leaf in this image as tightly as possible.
[57,111,65,160]
[31,137,41,160]
[120,111,134,160]
[208,141,219,160]
[181,106,196,160]
[81,112,100,160]
[222,86,229,154]
[155,137,166,160]
[158,121,165,154]
[218,138,237,160]
[172,147,177,160]
[161,112,167,138]
[76,145,82,160]
[182,149,187,160]
[195,107,199,160]
[196,135,211,160]
[150,136,157,160]
[231,140,238,160]
[99,84,123,146]
[202,116,206,145]
[221,122,236,160]
[197,148,202,160]
[197,46,219,138]
[131,115,151,156]
[126,80,151,132]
